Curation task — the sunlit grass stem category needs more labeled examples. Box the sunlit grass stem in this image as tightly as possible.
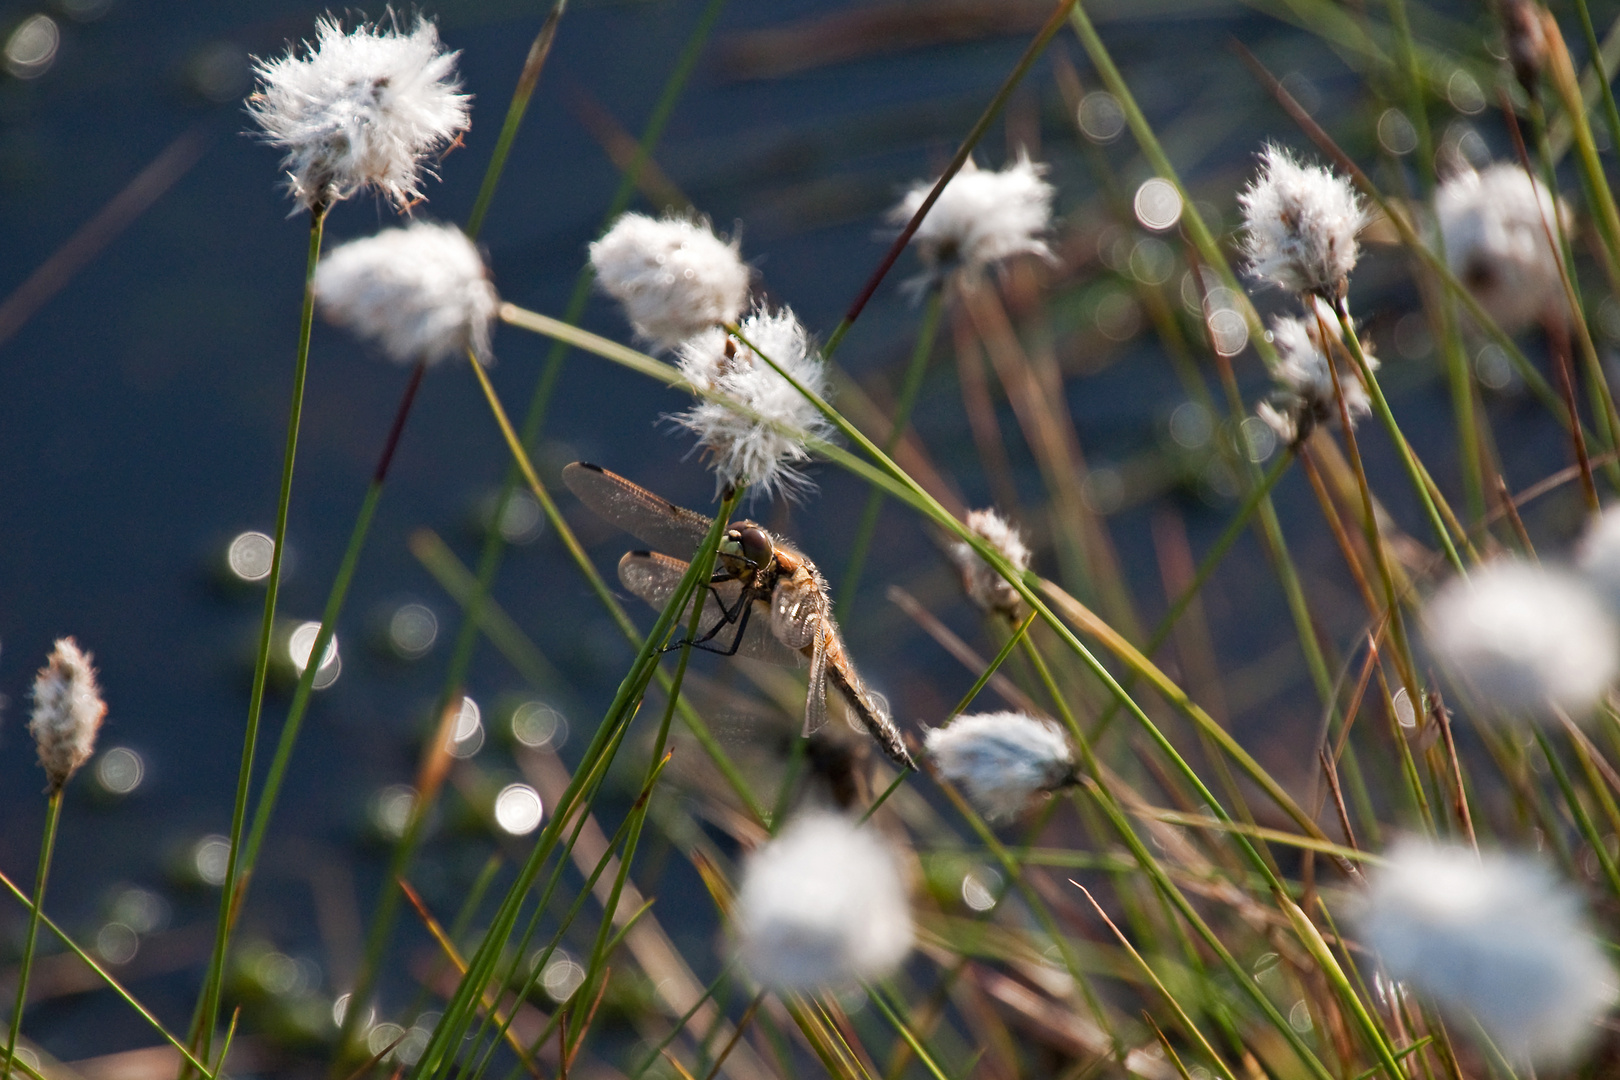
[2,790,61,1080]
[192,203,327,1072]
[464,0,567,240]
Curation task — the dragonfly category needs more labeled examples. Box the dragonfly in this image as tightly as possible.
[562,462,916,770]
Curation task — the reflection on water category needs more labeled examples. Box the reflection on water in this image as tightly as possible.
[226,530,275,582]
[385,601,437,659]
[93,746,144,795]
[492,782,541,835]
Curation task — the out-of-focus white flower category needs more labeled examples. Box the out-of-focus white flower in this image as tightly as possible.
[925,712,1074,821]
[1437,163,1570,334]
[1356,839,1615,1067]
[889,155,1055,287]
[946,509,1031,617]
[589,212,751,352]
[1239,144,1366,299]
[248,15,470,212]
[1422,559,1619,718]
[674,305,835,499]
[1577,506,1620,611]
[1255,304,1378,447]
[315,221,498,365]
[733,812,913,993]
[30,638,107,791]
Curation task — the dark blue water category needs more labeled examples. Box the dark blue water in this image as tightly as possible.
[0,0,1556,1067]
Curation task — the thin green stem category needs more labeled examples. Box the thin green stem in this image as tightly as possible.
[410,508,730,1080]
[3,791,61,1080]
[1333,303,1463,574]
[193,203,327,1070]
[239,358,428,1072]
[385,18,732,1039]
[839,288,944,614]
[0,867,213,1076]
[1573,0,1620,161]
[465,0,567,239]
[821,0,1079,359]
[566,485,739,1056]
[867,985,952,1080]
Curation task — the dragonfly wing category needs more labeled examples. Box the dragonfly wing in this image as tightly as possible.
[563,462,714,557]
[617,552,807,669]
[803,623,830,736]
[769,576,821,650]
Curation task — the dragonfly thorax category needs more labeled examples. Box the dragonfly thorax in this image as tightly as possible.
[720,523,775,574]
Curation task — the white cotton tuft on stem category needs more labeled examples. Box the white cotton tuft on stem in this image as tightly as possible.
[1355,839,1615,1067]
[314,220,498,366]
[248,15,470,212]
[1239,144,1366,299]
[946,509,1032,618]
[1255,302,1378,447]
[673,305,835,500]
[1437,162,1571,334]
[925,712,1075,821]
[1577,505,1620,613]
[1422,559,1619,719]
[29,638,107,792]
[889,154,1055,289]
[589,212,751,352]
[733,812,913,993]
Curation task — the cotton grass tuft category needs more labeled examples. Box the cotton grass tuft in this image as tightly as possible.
[673,306,834,500]
[315,221,498,366]
[925,712,1075,821]
[30,638,107,792]
[1356,840,1615,1066]
[589,212,751,352]
[1422,559,1619,719]
[1239,144,1366,299]
[248,15,470,212]
[889,155,1054,288]
[733,812,913,993]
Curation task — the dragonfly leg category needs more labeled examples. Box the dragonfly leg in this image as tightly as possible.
[667,594,755,657]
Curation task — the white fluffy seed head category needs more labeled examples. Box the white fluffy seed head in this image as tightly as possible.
[1256,304,1378,447]
[733,812,913,993]
[946,509,1032,618]
[1437,163,1570,334]
[673,305,835,500]
[1356,840,1616,1067]
[889,155,1055,288]
[30,638,107,791]
[1422,559,1619,719]
[1239,144,1366,299]
[315,221,498,366]
[925,712,1075,821]
[248,15,470,212]
[589,212,751,352]
[1577,506,1620,612]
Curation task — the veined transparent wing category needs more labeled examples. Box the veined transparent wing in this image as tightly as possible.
[562,462,714,558]
[618,551,808,670]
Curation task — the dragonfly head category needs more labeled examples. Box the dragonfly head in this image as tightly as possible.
[720,524,774,572]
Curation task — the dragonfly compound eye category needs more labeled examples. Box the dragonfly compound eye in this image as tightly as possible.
[738,526,774,569]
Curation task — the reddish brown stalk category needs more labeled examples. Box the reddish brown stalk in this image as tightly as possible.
[699,994,766,1080]
[839,0,1079,330]
[1494,473,1538,556]
[1318,750,1360,858]
[1314,307,1420,697]
[374,360,428,484]
[1429,691,1477,849]
[1332,630,1386,766]
[1298,447,1381,619]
